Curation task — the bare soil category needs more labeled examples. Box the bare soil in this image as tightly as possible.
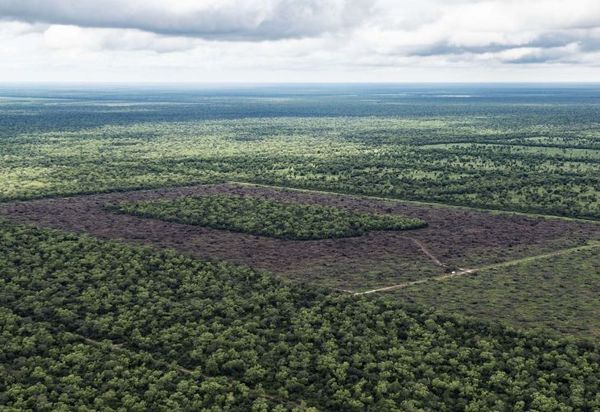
[2,183,599,291]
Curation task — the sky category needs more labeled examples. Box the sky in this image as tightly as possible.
[1,0,600,83]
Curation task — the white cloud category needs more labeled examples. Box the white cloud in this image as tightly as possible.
[43,25,197,53]
[0,0,600,82]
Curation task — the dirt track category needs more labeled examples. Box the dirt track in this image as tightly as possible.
[2,183,599,291]
[352,241,600,295]
[407,237,446,267]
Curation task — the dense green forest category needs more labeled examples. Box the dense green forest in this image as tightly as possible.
[1,221,600,410]
[111,194,425,240]
[0,308,271,411]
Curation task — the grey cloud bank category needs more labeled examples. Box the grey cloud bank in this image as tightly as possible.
[1,0,599,82]
[0,0,372,40]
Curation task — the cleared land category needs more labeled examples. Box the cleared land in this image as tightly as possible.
[2,182,599,292]
[391,243,600,339]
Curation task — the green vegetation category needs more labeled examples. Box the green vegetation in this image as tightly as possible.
[111,194,425,240]
[2,86,600,409]
[393,243,600,339]
[0,308,267,411]
[2,221,600,410]
[1,112,599,220]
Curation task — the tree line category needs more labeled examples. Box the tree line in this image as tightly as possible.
[110,194,426,240]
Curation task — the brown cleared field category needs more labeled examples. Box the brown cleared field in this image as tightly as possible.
[2,182,599,291]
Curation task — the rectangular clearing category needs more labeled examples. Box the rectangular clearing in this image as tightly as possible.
[2,182,599,291]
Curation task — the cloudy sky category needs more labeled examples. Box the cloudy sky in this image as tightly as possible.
[1,0,600,82]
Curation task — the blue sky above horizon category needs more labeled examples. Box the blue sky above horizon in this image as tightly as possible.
[1,0,600,83]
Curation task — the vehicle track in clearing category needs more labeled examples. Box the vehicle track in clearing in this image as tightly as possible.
[3,181,599,292]
[348,241,600,296]
[405,237,446,267]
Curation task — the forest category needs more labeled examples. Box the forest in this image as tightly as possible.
[1,221,600,410]
[1,85,600,410]
[0,307,263,411]
[111,194,425,240]
[1,87,599,221]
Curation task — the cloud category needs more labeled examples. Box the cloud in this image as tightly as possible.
[355,0,600,66]
[43,25,198,53]
[1,0,600,82]
[0,0,373,41]
[497,44,580,64]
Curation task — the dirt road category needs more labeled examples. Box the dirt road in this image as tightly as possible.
[351,241,600,295]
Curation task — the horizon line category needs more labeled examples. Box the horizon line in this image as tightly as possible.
[1,81,600,87]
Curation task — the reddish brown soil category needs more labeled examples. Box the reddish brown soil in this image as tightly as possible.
[2,183,599,291]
